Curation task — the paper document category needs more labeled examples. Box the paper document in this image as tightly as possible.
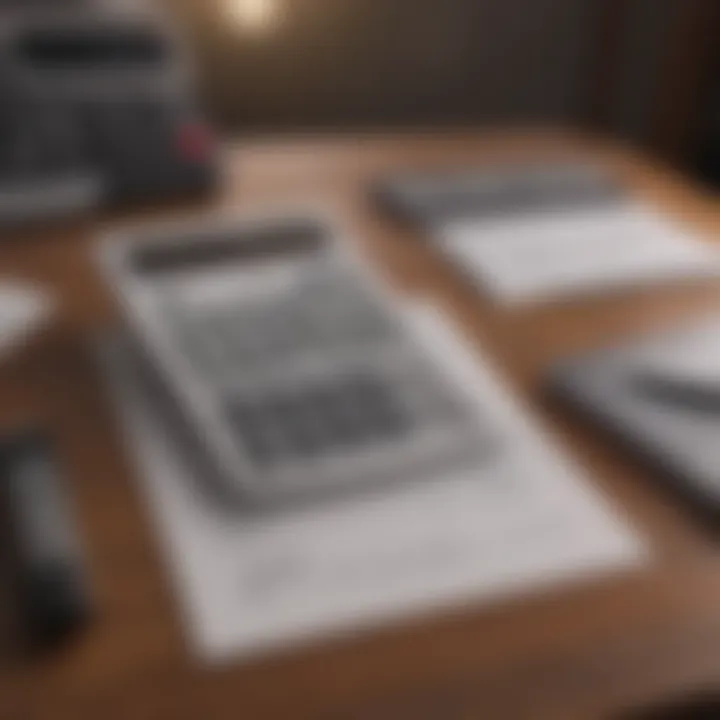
[440,203,719,304]
[100,305,645,662]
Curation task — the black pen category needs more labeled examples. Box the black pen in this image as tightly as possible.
[1,433,92,649]
[636,371,720,415]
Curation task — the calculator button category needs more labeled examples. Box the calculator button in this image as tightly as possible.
[227,401,285,466]
[347,376,409,438]
[275,396,327,458]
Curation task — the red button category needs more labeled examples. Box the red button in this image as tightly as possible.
[177,123,214,162]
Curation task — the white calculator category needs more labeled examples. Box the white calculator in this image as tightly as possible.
[101,212,494,509]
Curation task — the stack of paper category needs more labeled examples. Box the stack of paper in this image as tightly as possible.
[440,203,719,304]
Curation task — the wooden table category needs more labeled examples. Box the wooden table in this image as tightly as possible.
[2,131,720,720]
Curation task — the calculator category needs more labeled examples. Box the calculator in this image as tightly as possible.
[101,212,494,509]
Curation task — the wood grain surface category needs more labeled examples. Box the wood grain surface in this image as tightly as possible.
[2,130,720,720]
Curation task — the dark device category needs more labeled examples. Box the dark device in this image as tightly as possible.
[1,433,91,647]
[547,318,720,524]
[0,7,217,225]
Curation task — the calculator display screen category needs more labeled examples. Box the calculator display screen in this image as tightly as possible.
[131,222,327,277]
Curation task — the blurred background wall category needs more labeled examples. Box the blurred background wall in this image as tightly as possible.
[158,0,719,185]
[163,0,597,132]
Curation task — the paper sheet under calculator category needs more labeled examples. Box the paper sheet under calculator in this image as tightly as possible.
[100,304,645,663]
[439,203,720,304]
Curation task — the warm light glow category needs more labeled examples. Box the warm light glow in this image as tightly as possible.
[224,0,279,32]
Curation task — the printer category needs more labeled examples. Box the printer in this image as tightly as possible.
[0,4,218,226]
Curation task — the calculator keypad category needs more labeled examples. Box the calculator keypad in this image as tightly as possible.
[226,374,410,467]
[179,274,397,380]
[159,262,492,500]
